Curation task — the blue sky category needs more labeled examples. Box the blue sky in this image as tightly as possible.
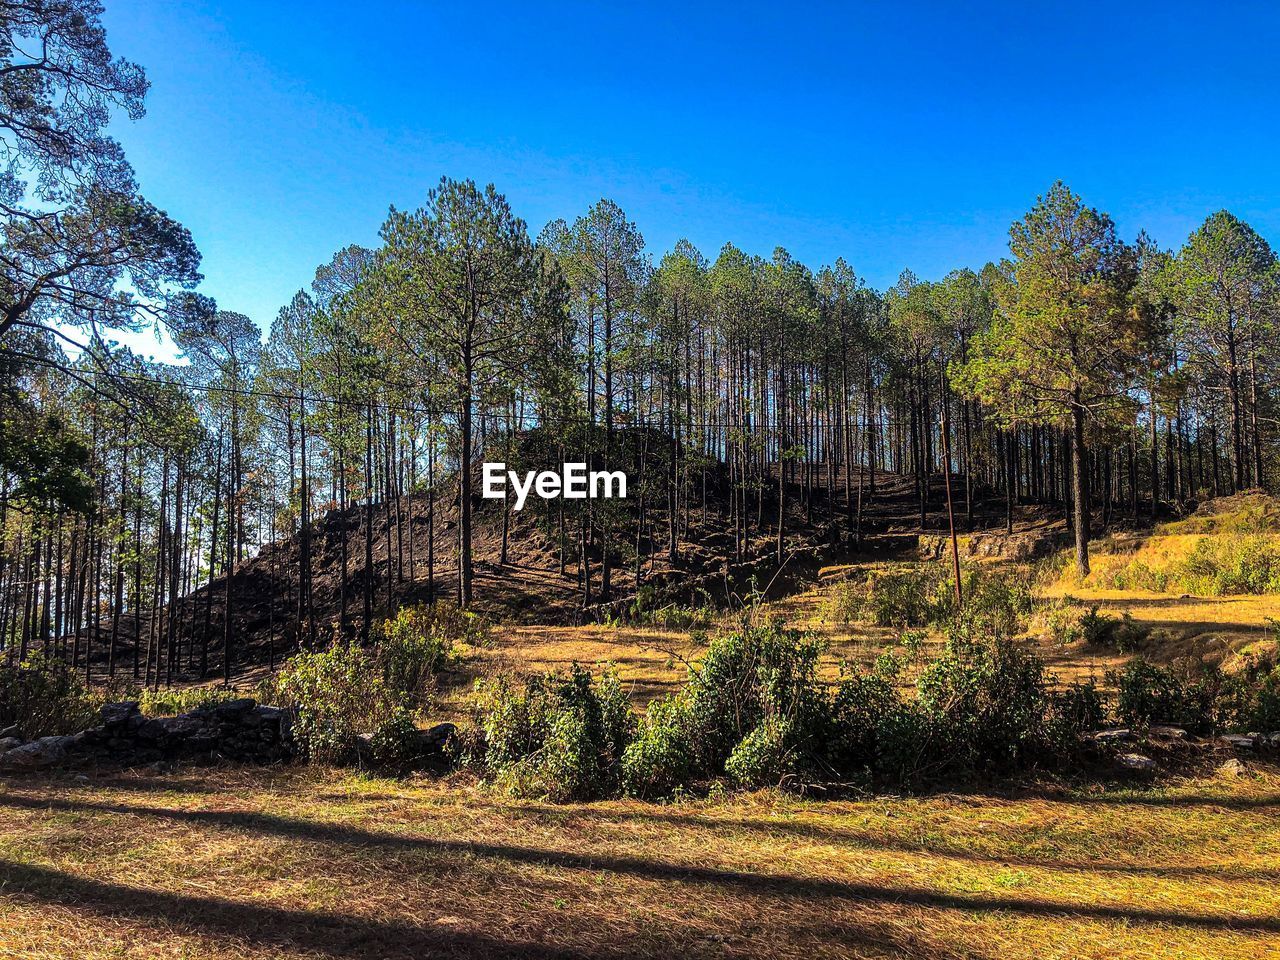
[102,0,1280,352]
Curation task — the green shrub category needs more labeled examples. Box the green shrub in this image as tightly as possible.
[369,706,424,771]
[1109,658,1219,733]
[725,717,797,788]
[621,695,697,798]
[263,644,395,762]
[1176,534,1280,595]
[138,687,243,717]
[1239,668,1280,732]
[373,604,468,711]
[828,658,923,784]
[622,623,830,795]
[1047,679,1106,747]
[474,665,633,801]
[820,579,864,626]
[842,564,1034,642]
[0,655,96,737]
[945,568,1036,643]
[863,566,949,628]
[1100,533,1280,596]
[916,639,1050,772]
[631,586,717,631]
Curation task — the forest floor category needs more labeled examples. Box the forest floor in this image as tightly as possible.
[2,765,1280,960]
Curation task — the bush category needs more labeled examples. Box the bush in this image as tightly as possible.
[1047,679,1106,748]
[474,665,633,801]
[369,707,424,771]
[945,568,1036,643]
[138,687,243,717]
[263,644,395,762]
[1097,533,1280,596]
[630,586,717,631]
[1109,658,1218,733]
[916,639,1050,772]
[828,657,923,784]
[836,564,1035,643]
[0,655,96,737]
[622,623,830,794]
[1177,534,1280,595]
[626,626,1064,795]
[622,695,697,798]
[863,566,949,628]
[1239,668,1280,732]
[724,717,796,787]
[373,604,470,711]
[820,579,864,626]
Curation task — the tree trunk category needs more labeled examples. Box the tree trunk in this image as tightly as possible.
[1071,401,1091,577]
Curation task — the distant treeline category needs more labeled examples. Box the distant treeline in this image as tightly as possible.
[2,1,1277,686]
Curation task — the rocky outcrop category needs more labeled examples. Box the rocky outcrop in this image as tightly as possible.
[919,530,1070,562]
[0,699,295,772]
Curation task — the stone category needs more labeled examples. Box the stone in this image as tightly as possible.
[99,702,141,728]
[155,716,203,739]
[1116,753,1157,773]
[212,698,256,720]
[1220,734,1256,751]
[421,722,457,750]
[0,698,294,772]
[1218,758,1248,777]
[0,735,75,770]
[1147,725,1188,740]
[136,719,168,741]
[1091,728,1133,744]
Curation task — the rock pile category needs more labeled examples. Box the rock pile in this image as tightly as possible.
[0,699,295,772]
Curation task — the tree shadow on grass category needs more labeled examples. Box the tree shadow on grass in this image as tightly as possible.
[0,859,601,960]
[2,792,1278,937]
[490,802,1280,881]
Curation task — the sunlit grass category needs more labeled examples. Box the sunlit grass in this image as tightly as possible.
[2,766,1279,959]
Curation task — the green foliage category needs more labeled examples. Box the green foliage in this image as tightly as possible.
[630,586,717,631]
[1176,535,1280,595]
[860,565,950,628]
[834,564,1034,644]
[369,707,425,771]
[1075,607,1148,653]
[138,687,244,718]
[0,655,96,737]
[1109,659,1218,733]
[263,644,395,762]
[474,665,634,801]
[621,695,698,798]
[622,624,829,795]
[373,603,479,710]
[1091,533,1280,597]
[827,658,920,783]
[1047,680,1107,747]
[1239,668,1280,733]
[945,568,1036,643]
[916,639,1050,771]
[819,578,864,626]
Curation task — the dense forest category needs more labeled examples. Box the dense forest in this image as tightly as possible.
[2,0,1278,689]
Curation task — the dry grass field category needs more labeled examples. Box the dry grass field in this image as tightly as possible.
[3,766,1280,960]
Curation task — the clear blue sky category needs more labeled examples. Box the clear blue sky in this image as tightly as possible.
[102,0,1280,347]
